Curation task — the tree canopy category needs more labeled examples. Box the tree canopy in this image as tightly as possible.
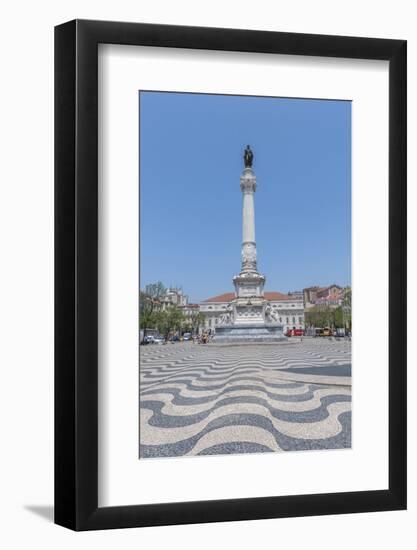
[140,282,198,341]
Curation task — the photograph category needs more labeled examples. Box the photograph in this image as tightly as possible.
[0,0,409,540]
[139,91,352,459]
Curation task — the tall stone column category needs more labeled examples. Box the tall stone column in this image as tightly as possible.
[232,148,265,312]
[213,145,286,340]
[240,167,258,273]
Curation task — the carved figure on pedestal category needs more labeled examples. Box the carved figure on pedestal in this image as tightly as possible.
[219,303,234,325]
[265,303,279,323]
[242,242,257,266]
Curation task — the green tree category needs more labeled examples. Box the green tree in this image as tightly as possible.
[333,306,344,328]
[139,281,166,342]
[343,286,352,309]
[342,286,352,331]
[305,289,352,332]
[155,305,185,340]
[305,305,335,329]
[190,311,206,334]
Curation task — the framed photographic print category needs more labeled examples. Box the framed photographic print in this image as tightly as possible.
[55,20,406,530]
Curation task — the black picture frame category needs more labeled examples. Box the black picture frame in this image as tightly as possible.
[55,19,407,531]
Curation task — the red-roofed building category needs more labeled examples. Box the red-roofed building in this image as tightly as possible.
[303,284,344,308]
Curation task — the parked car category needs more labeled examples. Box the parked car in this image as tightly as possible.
[182,332,192,341]
[142,334,165,344]
[313,328,331,337]
[285,328,304,337]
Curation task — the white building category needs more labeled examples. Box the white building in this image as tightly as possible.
[200,291,304,334]
[160,287,188,309]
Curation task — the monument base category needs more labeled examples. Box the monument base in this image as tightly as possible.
[213,323,287,343]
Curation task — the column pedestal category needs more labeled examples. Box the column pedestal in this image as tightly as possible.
[213,324,287,343]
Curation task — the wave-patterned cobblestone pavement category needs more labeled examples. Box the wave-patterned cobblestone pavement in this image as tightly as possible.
[139,339,351,458]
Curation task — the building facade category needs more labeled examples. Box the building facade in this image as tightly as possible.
[160,287,188,309]
[303,284,344,308]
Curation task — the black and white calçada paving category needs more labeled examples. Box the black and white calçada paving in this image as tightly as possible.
[139,339,351,458]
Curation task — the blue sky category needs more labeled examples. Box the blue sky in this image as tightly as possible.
[140,91,351,303]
